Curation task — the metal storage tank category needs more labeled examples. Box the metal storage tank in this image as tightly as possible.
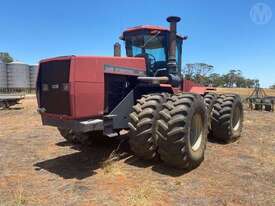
[0,60,7,89]
[29,64,39,89]
[7,61,30,89]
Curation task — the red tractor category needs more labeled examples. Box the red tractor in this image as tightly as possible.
[36,16,243,169]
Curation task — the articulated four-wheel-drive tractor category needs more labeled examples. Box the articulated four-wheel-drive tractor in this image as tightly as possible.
[36,16,244,169]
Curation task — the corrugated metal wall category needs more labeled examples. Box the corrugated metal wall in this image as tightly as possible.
[0,61,39,92]
[29,65,39,89]
[0,60,7,88]
[7,61,30,89]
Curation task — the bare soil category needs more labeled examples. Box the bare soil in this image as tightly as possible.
[0,98,274,206]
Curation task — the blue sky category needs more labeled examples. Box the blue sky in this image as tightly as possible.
[1,0,274,87]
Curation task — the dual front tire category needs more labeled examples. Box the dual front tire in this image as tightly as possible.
[129,92,244,169]
[129,93,208,169]
[128,93,169,160]
[156,93,208,169]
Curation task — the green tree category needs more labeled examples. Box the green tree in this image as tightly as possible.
[270,84,275,89]
[223,69,240,87]
[0,52,13,63]
[184,64,195,80]
[183,63,213,84]
[208,73,225,87]
[184,65,259,88]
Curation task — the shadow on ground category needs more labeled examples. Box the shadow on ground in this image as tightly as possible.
[34,134,227,179]
[124,156,191,177]
[207,132,239,145]
[0,106,23,111]
[34,135,131,179]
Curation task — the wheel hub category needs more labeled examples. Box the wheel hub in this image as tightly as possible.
[190,113,203,151]
[232,106,241,131]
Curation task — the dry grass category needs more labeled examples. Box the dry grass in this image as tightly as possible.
[1,98,275,206]
[12,187,27,206]
[126,182,160,206]
[100,152,123,176]
[215,87,275,97]
[101,160,123,176]
[0,178,28,206]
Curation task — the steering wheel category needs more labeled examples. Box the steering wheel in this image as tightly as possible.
[135,53,156,69]
[146,53,156,68]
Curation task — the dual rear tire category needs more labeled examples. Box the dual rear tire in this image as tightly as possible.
[203,93,218,131]
[203,92,244,142]
[211,94,244,143]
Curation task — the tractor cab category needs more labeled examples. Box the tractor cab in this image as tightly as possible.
[121,25,186,77]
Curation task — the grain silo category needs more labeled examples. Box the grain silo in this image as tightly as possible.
[29,64,39,89]
[0,60,8,90]
[7,61,30,91]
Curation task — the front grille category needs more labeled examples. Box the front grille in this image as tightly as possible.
[38,60,71,115]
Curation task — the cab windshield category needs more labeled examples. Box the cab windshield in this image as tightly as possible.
[124,31,182,76]
[125,32,168,75]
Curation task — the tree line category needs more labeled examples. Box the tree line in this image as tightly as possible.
[183,63,260,88]
[0,52,13,63]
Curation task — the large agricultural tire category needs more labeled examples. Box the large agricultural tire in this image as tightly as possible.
[203,92,218,130]
[203,93,218,113]
[58,128,91,145]
[156,93,208,170]
[211,94,244,143]
[128,93,169,160]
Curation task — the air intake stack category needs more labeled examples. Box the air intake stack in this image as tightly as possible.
[114,42,121,57]
[167,16,181,75]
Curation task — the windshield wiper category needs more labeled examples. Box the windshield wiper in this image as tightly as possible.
[141,31,161,48]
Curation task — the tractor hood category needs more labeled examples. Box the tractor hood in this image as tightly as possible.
[37,56,146,120]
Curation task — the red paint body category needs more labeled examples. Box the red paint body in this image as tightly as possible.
[183,80,206,94]
[38,56,207,120]
[39,56,146,120]
[123,25,186,39]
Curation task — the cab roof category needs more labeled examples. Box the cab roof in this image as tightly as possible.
[122,25,187,40]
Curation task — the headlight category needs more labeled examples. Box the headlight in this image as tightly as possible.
[42,84,49,91]
[62,83,69,91]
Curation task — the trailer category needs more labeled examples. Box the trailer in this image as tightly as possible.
[247,85,274,112]
[0,94,25,109]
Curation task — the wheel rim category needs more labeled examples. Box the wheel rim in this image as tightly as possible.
[232,106,241,131]
[190,113,203,151]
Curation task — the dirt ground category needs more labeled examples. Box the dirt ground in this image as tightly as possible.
[0,98,274,206]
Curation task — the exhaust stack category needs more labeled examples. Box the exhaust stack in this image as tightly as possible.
[167,16,181,75]
[114,42,121,57]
